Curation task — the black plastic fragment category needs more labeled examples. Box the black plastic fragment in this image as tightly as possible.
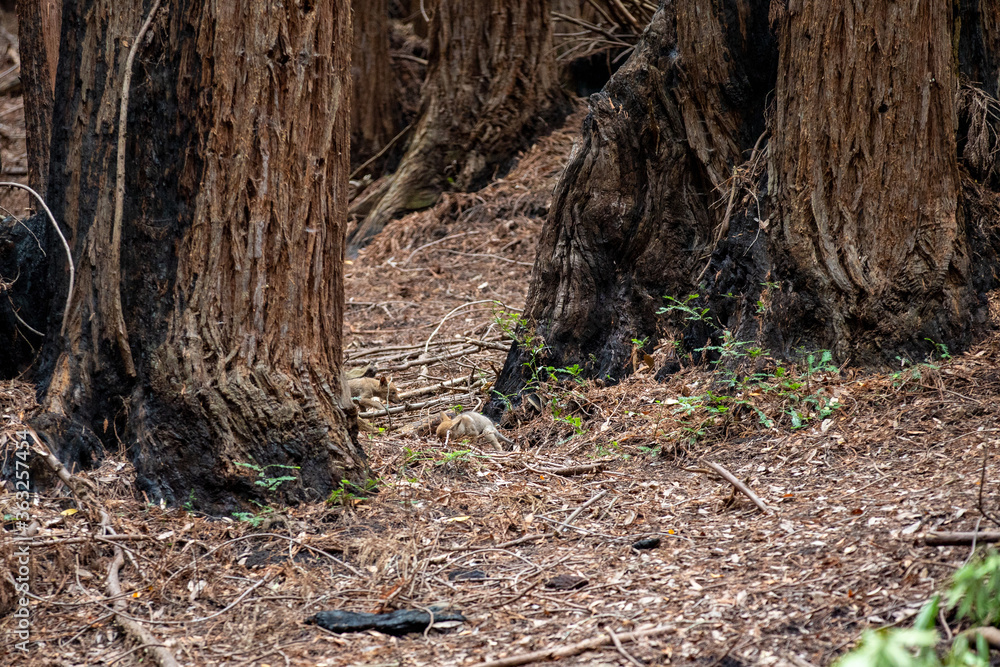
[631,537,661,550]
[305,606,466,635]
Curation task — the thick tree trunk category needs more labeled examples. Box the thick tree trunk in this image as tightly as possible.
[767,1,972,362]
[346,0,569,254]
[492,0,1000,406]
[351,0,401,171]
[19,0,366,511]
[15,0,59,194]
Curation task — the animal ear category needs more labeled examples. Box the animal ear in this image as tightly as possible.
[439,411,448,421]
[379,376,388,386]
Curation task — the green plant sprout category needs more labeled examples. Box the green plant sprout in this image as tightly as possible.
[234,461,300,492]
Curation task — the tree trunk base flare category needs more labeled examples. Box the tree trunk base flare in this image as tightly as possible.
[11,0,368,512]
[490,0,1000,413]
[346,0,570,255]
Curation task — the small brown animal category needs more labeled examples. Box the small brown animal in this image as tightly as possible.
[349,376,401,410]
[436,411,514,448]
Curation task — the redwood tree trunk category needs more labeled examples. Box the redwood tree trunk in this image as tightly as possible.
[19,0,366,510]
[351,0,401,170]
[15,0,59,194]
[492,0,1000,404]
[767,1,971,362]
[347,0,569,253]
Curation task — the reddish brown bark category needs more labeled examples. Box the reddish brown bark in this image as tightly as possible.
[18,0,366,510]
[768,0,972,361]
[492,0,1000,407]
[15,0,60,194]
[351,0,401,169]
[347,0,569,253]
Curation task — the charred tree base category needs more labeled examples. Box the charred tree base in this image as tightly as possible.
[131,362,364,511]
[31,358,365,513]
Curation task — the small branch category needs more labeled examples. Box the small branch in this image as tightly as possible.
[102,512,179,667]
[477,624,673,667]
[345,333,500,361]
[358,386,484,419]
[403,230,482,265]
[349,122,413,180]
[25,427,97,503]
[557,490,609,537]
[539,462,607,477]
[381,346,480,372]
[462,337,510,351]
[924,531,1000,546]
[608,628,644,667]
[694,460,774,515]
[0,183,73,335]
[423,300,520,357]
[15,534,156,547]
[397,375,484,400]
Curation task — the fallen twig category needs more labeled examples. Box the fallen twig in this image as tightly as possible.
[381,346,480,372]
[25,427,98,503]
[556,490,609,537]
[923,531,1000,546]
[14,533,156,547]
[423,300,521,356]
[397,375,484,400]
[345,335,501,362]
[102,511,179,667]
[462,337,511,351]
[476,624,673,667]
[539,462,607,477]
[608,627,644,667]
[358,387,483,419]
[689,460,774,515]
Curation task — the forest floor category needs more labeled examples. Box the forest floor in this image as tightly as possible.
[3,101,1000,667]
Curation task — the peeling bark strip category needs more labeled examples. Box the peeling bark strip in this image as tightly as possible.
[21,0,366,510]
[347,0,569,253]
[769,0,974,360]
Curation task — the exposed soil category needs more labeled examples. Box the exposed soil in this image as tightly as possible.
[3,80,1000,667]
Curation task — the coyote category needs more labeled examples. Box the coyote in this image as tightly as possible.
[349,376,401,410]
[436,411,514,448]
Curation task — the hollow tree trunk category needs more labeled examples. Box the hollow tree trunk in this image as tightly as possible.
[351,0,401,171]
[19,0,366,511]
[346,0,569,254]
[492,0,1000,405]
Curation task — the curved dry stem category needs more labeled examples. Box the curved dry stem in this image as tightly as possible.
[0,181,73,336]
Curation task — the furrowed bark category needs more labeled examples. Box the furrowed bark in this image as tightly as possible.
[351,0,401,171]
[346,0,569,254]
[491,0,774,406]
[766,0,977,362]
[491,0,1000,412]
[18,0,366,511]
